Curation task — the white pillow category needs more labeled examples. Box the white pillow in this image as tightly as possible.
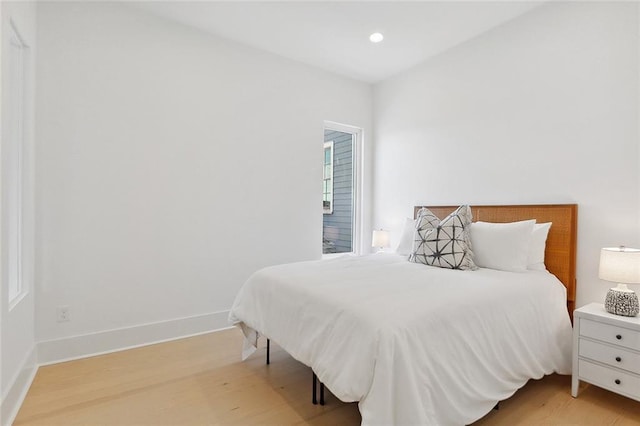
[470,220,535,272]
[528,222,552,271]
[396,218,416,256]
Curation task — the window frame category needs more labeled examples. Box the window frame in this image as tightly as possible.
[7,19,28,310]
[323,141,334,215]
[322,121,363,256]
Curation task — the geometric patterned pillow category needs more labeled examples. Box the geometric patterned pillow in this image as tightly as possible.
[409,205,477,270]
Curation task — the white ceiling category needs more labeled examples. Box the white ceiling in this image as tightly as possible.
[133,1,543,83]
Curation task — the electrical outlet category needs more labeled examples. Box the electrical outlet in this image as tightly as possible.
[57,306,70,322]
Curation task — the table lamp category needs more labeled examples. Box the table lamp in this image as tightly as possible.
[599,247,640,317]
[372,229,390,252]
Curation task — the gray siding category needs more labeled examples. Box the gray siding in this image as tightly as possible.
[323,130,353,253]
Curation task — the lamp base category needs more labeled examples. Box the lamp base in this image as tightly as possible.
[605,288,639,317]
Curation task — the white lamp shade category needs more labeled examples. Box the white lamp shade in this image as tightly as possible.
[599,247,640,284]
[372,229,391,249]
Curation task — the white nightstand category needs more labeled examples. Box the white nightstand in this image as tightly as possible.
[572,303,640,401]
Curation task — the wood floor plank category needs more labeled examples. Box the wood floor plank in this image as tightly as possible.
[14,328,640,425]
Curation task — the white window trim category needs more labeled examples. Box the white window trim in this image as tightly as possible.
[7,19,28,310]
[323,141,334,214]
[323,121,364,256]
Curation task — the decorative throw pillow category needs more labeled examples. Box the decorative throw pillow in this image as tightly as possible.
[409,205,476,270]
[470,220,535,272]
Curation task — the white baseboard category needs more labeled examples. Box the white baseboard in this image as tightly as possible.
[1,345,38,426]
[38,310,232,366]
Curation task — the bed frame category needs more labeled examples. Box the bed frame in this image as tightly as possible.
[268,204,578,407]
[414,204,578,317]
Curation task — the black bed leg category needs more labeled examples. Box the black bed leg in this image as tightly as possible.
[266,339,270,365]
[320,382,325,405]
[312,373,318,405]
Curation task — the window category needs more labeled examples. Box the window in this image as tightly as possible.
[7,21,27,307]
[323,141,333,214]
[322,123,362,255]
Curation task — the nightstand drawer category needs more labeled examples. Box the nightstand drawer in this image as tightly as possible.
[579,359,640,399]
[579,338,640,373]
[580,319,640,351]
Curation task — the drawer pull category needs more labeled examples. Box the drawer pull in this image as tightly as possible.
[615,379,621,385]
[615,356,622,362]
[616,334,622,340]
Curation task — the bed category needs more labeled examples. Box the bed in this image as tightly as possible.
[228,204,577,425]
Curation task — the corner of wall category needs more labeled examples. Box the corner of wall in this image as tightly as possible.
[0,345,38,426]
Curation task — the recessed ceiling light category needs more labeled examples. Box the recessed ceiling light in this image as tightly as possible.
[369,32,384,43]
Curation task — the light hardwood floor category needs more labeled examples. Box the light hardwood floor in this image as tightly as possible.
[14,327,640,425]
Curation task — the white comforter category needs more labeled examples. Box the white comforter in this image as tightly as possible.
[228,254,572,425]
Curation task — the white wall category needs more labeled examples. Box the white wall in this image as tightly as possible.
[0,1,37,424]
[35,2,371,350]
[373,2,639,309]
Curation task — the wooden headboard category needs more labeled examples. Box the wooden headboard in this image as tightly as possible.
[414,204,578,315]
